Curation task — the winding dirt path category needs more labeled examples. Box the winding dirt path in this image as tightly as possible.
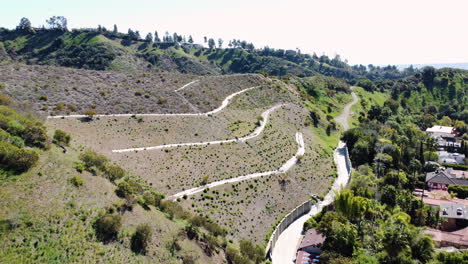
[47,83,260,119]
[112,104,285,153]
[168,132,305,200]
[334,92,358,130]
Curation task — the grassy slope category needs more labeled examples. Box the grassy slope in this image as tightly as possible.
[349,86,389,128]
[0,131,225,263]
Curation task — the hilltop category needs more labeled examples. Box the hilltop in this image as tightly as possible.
[0,27,415,82]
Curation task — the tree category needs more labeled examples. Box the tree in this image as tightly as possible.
[93,213,122,242]
[204,36,207,43]
[46,16,67,30]
[422,66,436,90]
[208,38,216,49]
[17,17,32,31]
[154,31,160,42]
[188,35,194,43]
[53,129,71,146]
[145,33,153,43]
[131,224,152,254]
[112,24,118,34]
[135,31,141,40]
[218,38,223,48]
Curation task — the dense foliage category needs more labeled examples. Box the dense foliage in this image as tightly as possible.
[0,104,47,173]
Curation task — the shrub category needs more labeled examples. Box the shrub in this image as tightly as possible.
[67,104,78,112]
[0,141,39,172]
[93,213,122,242]
[38,95,48,101]
[134,91,142,96]
[157,97,167,104]
[70,176,84,187]
[103,164,126,182]
[82,109,97,120]
[75,162,85,173]
[79,150,108,170]
[0,94,12,105]
[448,185,468,199]
[131,224,152,254]
[53,129,71,146]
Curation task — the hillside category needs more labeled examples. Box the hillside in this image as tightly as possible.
[0,60,355,263]
[0,28,414,82]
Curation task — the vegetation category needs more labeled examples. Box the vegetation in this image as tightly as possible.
[53,129,71,146]
[130,223,152,254]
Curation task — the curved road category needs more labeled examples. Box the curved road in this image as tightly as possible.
[112,104,286,153]
[168,132,305,200]
[271,92,358,264]
[47,83,260,119]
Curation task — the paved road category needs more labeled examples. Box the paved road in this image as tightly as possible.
[168,132,305,200]
[270,92,358,263]
[47,83,260,119]
[112,104,286,153]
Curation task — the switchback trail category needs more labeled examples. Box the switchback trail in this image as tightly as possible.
[47,82,260,119]
[168,132,305,200]
[112,104,286,153]
[270,91,358,263]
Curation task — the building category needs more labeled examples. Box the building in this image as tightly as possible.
[424,227,468,248]
[295,229,326,264]
[426,125,457,138]
[437,151,466,165]
[426,168,468,190]
[421,197,468,230]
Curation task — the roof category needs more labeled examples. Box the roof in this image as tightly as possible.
[426,169,468,186]
[299,229,326,250]
[426,126,455,134]
[420,197,468,207]
[424,227,468,247]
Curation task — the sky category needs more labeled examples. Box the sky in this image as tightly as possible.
[2,0,468,65]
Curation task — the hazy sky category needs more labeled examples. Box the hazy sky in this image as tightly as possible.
[2,0,468,65]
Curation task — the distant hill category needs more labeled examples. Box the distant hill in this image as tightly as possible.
[397,63,468,70]
[0,27,414,82]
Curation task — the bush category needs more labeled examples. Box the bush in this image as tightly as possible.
[0,94,12,105]
[70,176,84,187]
[93,213,122,242]
[0,141,39,172]
[131,224,152,254]
[103,164,126,182]
[448,185,468,199]
[53,129,71,146]
[79,150,108,170]
[82,109,97,120]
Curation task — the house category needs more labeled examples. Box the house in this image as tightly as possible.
[426,125,457,138]
[424,227,468,248]
[437,151,466,165]
[426,168,468,190]
[295,229,325,263]
[420,197,468,230]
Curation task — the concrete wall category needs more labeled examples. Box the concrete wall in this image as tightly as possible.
[265,199,313,257]
[265,144,353,259]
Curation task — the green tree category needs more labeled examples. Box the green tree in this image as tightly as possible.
[94,213,122,242]
[208,38,216,49]
[53,129,71,146]
[145,33,153,43]
[18,17,32,31]
[131,224,152,254]
[112,24,118,34]
[188,35,194,43]
[46,16,67,30]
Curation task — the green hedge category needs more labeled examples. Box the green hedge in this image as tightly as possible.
[443,163,468,171]
[448,185,468,199]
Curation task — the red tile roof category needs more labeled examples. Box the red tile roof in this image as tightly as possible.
[424,227,468,247]
[299,229,326,249]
